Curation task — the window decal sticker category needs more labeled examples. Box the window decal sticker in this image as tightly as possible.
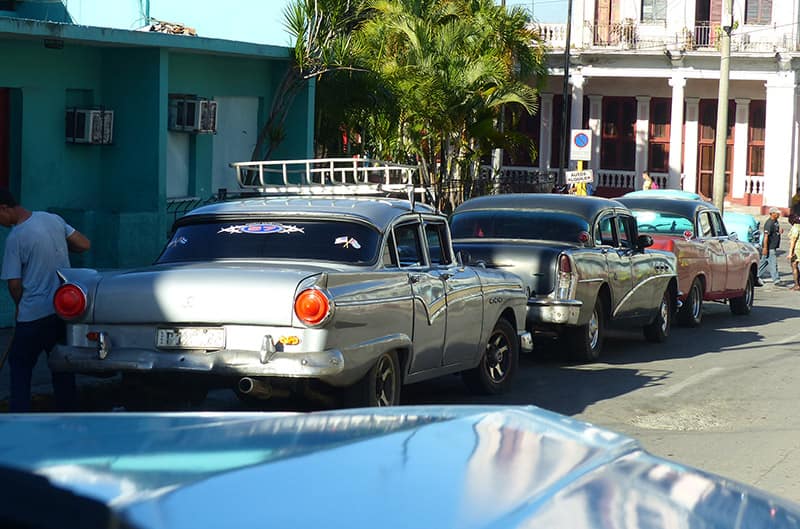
[167,236,188,248]
[218,223,305,235]
[335,236,362,249]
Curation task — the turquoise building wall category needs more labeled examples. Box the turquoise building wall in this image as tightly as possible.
[0,16,313,325]
[11,0,291,46]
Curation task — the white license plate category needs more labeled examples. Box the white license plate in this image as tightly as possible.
[156,327,225,349]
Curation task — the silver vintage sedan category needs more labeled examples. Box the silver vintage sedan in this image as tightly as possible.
[50,189,532,407]
[452,194,679,362]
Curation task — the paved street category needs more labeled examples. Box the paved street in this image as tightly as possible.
[1,215,799,504]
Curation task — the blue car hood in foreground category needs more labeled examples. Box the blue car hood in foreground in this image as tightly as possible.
[0,406,798,529]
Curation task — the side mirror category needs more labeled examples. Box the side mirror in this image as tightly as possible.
[728,232,739,241]
[637,234,654,249]
[457,250,472,267]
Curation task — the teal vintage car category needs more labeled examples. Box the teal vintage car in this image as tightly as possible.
[2,406,800,529]
[622,190,760,246]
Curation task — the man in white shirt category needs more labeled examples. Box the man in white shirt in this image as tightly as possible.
[0,188,90,412]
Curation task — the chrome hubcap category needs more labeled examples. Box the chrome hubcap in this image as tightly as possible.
[691,285,701,319]
[486,332,510,382]
[745,278,753,307]
[374,356,396,406]
[588,309,600,350]
[660,297,669,333]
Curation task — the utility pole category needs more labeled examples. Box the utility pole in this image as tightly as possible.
[491,0,507,189]
[712,0,733,212]
[558,0,574,186]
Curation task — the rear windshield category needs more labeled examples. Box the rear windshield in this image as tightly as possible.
[450,210,590,243]
[157,220,381,264]
[630,210,693,235]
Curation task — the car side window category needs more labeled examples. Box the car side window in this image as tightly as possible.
[595,216,616,246]
[616,216,633,248]
[382,231,398,267]
[709,212,727,237]
[698,213,713,238]
[394,223,424,267]
[424,222,453,266]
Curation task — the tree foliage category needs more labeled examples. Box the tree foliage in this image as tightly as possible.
[252,0,372,160]
[268,0,548,208]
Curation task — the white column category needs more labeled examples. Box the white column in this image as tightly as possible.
[569,73,586,170]
[732,99,750,199]
[764,73,798,207]
[572,0,588,48]
[683,98,700,192]
[668,77,685,188]
[635,96,651,188]
[539,93,554,171]
[588,95,603,175]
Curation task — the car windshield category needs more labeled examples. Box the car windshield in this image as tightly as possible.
[631,210,694,235]
[157,219,382,264]
[450,210,590,243]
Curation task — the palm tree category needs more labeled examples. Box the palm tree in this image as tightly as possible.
[355,0,547,209]
[251,0,371,160]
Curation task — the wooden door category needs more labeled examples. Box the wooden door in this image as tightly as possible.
[697,99,734,199]
[594,0,620,45]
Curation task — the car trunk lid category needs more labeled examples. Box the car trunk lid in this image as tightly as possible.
[454,240,571,296]
[91,262,324,326]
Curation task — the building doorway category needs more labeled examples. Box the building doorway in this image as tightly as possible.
[694,0,721,47]
[697,99,733,199]
[594,0,620,45]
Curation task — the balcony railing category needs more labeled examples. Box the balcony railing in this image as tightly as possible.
[539,22,797,53]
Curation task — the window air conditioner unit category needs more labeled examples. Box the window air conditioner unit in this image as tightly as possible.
[168,98,217,133]
[65,109,114,145]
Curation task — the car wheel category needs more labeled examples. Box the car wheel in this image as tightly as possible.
[644,289,672,342]
[567,297,604,362]
[730,273,754,315]
[678,278,703,327]
[463,319,518,395]
[347,350,401,407]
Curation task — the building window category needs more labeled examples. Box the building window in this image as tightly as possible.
[641,0,666,23]
[601,97,636,171]
[745,0,772,25]
[747,101,766,175]
[648,98,670,173]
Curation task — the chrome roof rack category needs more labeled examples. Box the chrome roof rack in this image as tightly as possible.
[231,158,433,204]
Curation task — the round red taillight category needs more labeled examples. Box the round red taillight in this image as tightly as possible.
[294,289,330,326]
[54,284,87,320]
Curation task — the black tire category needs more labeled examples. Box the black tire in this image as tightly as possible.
[678,278,703,327]
[730,273,755,315]
[463,319,518,395]
[347,350,401,407]
[567,297,604,362]
[644,289,672,342]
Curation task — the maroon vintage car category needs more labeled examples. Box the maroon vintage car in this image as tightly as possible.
[618,196,760,326]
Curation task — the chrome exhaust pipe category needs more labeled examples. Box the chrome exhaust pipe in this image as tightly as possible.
[237,377,273,399]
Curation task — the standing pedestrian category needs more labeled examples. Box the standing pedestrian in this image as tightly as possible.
[757,207,783,286]
[642,172,654,190]
[642,171,659,190]
[788,213,800,291]
[791,186,800,217]
[0,188,91,412]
